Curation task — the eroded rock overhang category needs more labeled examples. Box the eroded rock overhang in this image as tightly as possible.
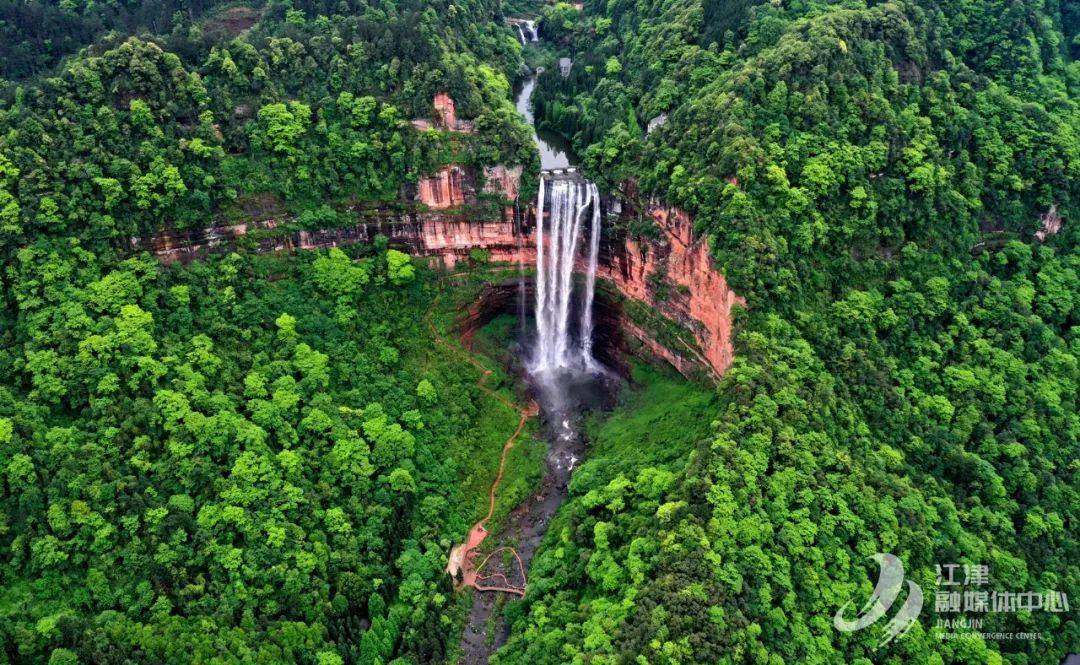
[134,161,743,379]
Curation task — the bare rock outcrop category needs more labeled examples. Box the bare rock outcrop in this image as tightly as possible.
[596,205,744,377]
[411,93,474,133]
[483,165,523,201]
[434,93,457,129]
[417,166,470,209]
[1035,204,1062,241]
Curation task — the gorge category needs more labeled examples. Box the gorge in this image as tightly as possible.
[127,54,742,664]
[132,182,743,379]
[4,0,1075,663]
[127,43,745,665]
[451,58,618,664]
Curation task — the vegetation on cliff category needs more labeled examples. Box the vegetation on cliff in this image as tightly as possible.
[0,0,535,252]
[0,0,1077,663]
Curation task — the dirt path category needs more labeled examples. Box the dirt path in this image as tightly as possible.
[427,277,615,665]
[427,287,537,597]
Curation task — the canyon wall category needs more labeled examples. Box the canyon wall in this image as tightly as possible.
[440,200,744,379]
[417,166,470,209]
[483,165,523,201]
[134,171,743,379]
[596,205,744,377]
[132,208,521,267]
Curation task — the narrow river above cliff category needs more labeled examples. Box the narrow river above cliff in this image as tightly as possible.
[514,74,576,171]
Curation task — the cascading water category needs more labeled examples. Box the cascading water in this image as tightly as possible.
[579,183,602,367]
[532,175,601,373]
[511,19,538,45]
[459,27,620,665]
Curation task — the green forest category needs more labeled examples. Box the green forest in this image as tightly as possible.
[0,0,1077,664]
[506,0,1079,663]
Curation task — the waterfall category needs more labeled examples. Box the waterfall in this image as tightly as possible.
[535,177,548,364]
[532,175,601,373]
[579,183,601,366]
[512,20,536,44]
[515,199,527,336]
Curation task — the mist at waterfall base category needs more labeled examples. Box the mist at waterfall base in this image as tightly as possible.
[508,60,618,500]
[521,175,618,446]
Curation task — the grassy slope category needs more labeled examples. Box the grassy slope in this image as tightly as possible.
[582,360,716,477]
[430,273,547,531]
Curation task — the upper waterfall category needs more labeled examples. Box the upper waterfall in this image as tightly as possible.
[509,18,538,45]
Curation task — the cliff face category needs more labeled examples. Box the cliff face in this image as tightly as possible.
[134,173,742,379]
[417,166,470,209]
[419,217,524,268]
[597,206,744,377]
[449,202,744,379]
[433,92,457,128]
[483,165,523,201]
[416,163,525,211]
[132,208,519,267]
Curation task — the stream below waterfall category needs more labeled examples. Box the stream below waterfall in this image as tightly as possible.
[457,60,621,665]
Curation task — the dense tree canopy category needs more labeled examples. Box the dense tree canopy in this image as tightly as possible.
[499,0,1078,663]
[0,1,535,662]
[0,0,534,250]
[0,0,1076,662]
[0,240,517,662]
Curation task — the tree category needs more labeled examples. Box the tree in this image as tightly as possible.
[386,250,415,286]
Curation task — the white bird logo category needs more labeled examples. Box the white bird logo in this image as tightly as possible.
[834,553,924,647]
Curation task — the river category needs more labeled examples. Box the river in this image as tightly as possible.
[514,75,577,171]
[456,62,619,665]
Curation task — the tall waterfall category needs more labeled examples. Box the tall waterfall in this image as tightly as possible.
[579,185,602,367]
[532,175,601,373]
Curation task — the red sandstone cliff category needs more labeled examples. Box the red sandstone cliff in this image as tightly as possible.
[134,184,742,379]
[483,165,523,201]
[420,217,525,268]
[434,93,456,129]
[417,166,469,209]
[411,94,474,133]
[594,205,743,377]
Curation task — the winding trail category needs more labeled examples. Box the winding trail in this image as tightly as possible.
[427,284,537,597]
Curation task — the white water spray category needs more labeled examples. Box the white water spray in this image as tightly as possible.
[579,183,601,366]
[532,175,602,373]
[511,19,537,45]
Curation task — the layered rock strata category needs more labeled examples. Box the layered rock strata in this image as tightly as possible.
[134,173,743,378]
